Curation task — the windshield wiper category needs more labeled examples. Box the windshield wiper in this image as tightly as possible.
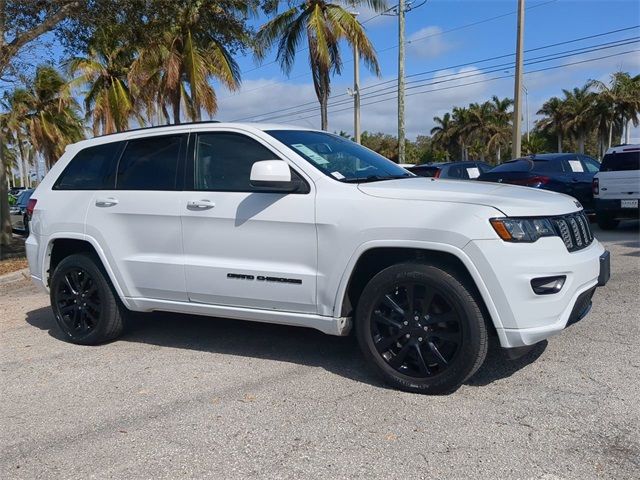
[341,173,413,184]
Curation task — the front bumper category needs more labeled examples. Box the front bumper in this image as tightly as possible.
[464,237,607,348]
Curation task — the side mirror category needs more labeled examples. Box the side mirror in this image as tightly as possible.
[250,160,296,192]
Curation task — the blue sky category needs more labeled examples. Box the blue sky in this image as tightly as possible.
[8,0,640,141]
[215,0,640,140]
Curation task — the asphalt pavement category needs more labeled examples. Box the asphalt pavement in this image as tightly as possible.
[1,221,639,479]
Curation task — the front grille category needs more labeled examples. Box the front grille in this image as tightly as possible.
[551,210,593,252]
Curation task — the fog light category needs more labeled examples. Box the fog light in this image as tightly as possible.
[531,275,566,295]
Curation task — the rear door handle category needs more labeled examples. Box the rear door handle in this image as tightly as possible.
[187,199,215,210]
[95,197,119,207]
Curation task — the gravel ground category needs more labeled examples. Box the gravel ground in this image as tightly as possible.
[1,222,639,479]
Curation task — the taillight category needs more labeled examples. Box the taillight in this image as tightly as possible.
[434,169,442,178]
[26,198,37,217]
[592,178,599,195]
[511,175,550,187]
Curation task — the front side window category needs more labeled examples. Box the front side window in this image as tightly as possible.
[53,142,123,190]
[266,130,412,183]
[194,132,282,191]
[116,135,183,190]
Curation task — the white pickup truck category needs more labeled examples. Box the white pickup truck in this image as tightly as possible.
[593,144,640,229]
[25,122,610,393]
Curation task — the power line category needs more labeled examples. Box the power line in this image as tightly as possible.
[219,0,559,102]
[255,40,639,122]
[232,29,639,122]
[289,48,640,123]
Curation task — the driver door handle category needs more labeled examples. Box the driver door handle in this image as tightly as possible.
[95,197,119,207]
[187,199,215,210]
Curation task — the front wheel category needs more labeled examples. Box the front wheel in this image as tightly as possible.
[50,253,125,345]
[355,263,488,394]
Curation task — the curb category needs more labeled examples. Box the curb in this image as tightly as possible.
[0,268,30,285]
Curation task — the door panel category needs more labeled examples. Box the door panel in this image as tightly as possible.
[180,131,317,313]
[181,191,317,312]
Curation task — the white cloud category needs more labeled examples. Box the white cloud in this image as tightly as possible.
[407,26,453,59]
[215,67,495,139]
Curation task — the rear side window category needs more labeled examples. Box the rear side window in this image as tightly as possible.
[116,135,184,190]
[491,160,531,172]
[532,160,564,173]
[409,166,438,177]
[601,151,640,171]
[447,165,467,179]
[53,142,122,190]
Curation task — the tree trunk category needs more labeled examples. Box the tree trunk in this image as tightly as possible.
[608,121,613,149]
[0,140,12,251]
[557,134,562,153]
[172,93,181,125]
[578,132,585,154]
[320,95,328,131]
[625,119,631,144]
[497,145,501,162]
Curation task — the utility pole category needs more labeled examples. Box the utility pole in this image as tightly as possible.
[398,0,406,163]
[353,13,361,144]
[512,0,525,158]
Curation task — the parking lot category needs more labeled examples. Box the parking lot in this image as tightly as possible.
[1,222,638,479]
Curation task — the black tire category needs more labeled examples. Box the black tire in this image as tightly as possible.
[50,253,125,345]
[355,262,488,394]
[596,213,619,230]
[22,216,29,237]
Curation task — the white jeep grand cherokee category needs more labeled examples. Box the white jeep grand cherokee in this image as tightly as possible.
[26,123,610,393]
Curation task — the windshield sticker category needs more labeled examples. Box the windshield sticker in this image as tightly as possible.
[331,171,345,180]
[466,167,480,178]
[291,143,330,165]
[568,160,584,172]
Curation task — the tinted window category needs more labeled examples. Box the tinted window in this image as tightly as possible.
[580,156,601,173]
[116,135,183,190]
[195,132,284,191]
[409,166,438,177]
[601,151,640,171]
[491,159,532,172]
[532,160,564,173]
[447,165,467,179]
[54,142,122,190]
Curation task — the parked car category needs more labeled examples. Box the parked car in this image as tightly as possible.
[9,186,26,197]
[26,122,609,394]
[10,188,34,236]
[593,144,640,229]
[478,153,601,213]
[408,161,492,180]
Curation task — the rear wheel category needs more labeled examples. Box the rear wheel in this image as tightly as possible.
[50,253,124,345]
[355,263,488,394]
[596,213,619,230]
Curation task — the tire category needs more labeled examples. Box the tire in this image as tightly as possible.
[596,213,619,230]
[355,262,488,394]
[50,253,125,345]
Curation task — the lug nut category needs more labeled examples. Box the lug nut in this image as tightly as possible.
[418,337,423,342]
[423,326,428,331]
[414,316,419,321]
[405,334,410,338]
[403,321,408,325]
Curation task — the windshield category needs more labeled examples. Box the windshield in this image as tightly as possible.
[266,130,412,182]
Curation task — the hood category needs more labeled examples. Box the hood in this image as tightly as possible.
[358,177,581,217]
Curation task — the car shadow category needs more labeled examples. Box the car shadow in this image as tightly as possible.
[25,307,545,392]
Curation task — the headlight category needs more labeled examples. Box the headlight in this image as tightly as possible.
[490,217,557,242]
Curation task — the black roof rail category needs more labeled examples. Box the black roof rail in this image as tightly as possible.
[92,120,222,138]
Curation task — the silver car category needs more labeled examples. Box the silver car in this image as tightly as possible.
[10,189,34,236]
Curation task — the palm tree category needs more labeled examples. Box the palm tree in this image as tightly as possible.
[13,66,84,170]
[430,112,456,160]
[562,85,595,154]
[256,0,384,130]
[132,2,244,125]
[1,88,33,187]
[68,35,143,135]
[486,96,512,162]
[591,72,640,146]
[537,96,566,153]
[451,106,471,160]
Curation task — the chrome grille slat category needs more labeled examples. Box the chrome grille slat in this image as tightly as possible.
[552,211,593,252]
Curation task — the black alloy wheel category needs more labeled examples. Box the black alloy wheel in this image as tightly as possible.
[370,283,462,378]
[356,263,488,394]
[50,253,125,344]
